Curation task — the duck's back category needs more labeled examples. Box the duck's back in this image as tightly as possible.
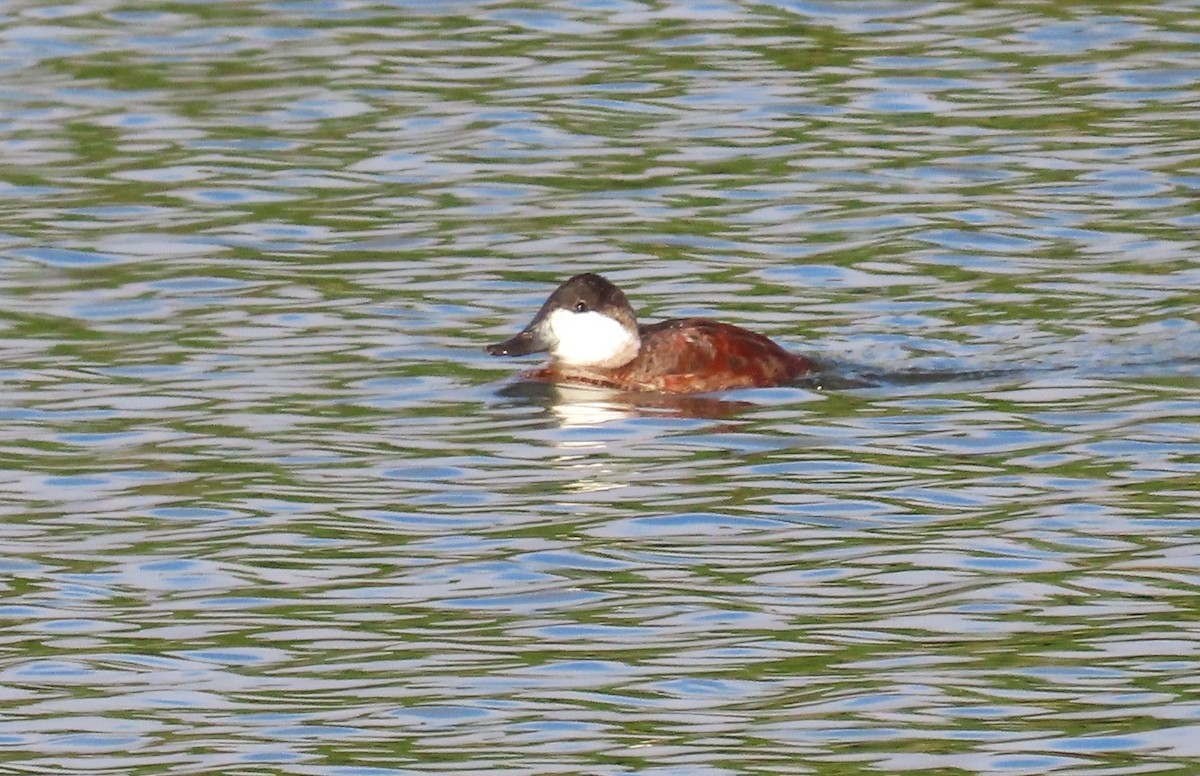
[609,318,813,393]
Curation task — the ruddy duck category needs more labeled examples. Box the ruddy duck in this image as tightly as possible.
[487,273,815,394]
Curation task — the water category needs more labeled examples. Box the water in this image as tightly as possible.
[2,1,1199,774]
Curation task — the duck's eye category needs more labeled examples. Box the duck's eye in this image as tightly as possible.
[573,301,588,313]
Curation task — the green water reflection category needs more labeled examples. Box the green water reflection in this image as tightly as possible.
[1,1,1198,774]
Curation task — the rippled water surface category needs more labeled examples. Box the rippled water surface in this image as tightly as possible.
[2,1,1199,774]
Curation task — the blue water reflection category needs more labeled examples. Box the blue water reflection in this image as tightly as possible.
[1,0,1198,774]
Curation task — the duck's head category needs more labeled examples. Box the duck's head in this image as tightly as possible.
[487,273,641,369]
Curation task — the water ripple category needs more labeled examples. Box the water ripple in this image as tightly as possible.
[0,1,1198,774]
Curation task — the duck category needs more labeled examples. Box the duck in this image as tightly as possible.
[487,273,815,394]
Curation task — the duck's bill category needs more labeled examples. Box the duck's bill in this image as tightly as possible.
[486,325,549,356]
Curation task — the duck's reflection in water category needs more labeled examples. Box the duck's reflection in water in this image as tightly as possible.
[497,380,762,424]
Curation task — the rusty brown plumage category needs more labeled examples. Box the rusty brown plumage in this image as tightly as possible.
[489,274,815,395]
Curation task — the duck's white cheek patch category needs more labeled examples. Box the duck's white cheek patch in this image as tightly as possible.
[546,309,638,367]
